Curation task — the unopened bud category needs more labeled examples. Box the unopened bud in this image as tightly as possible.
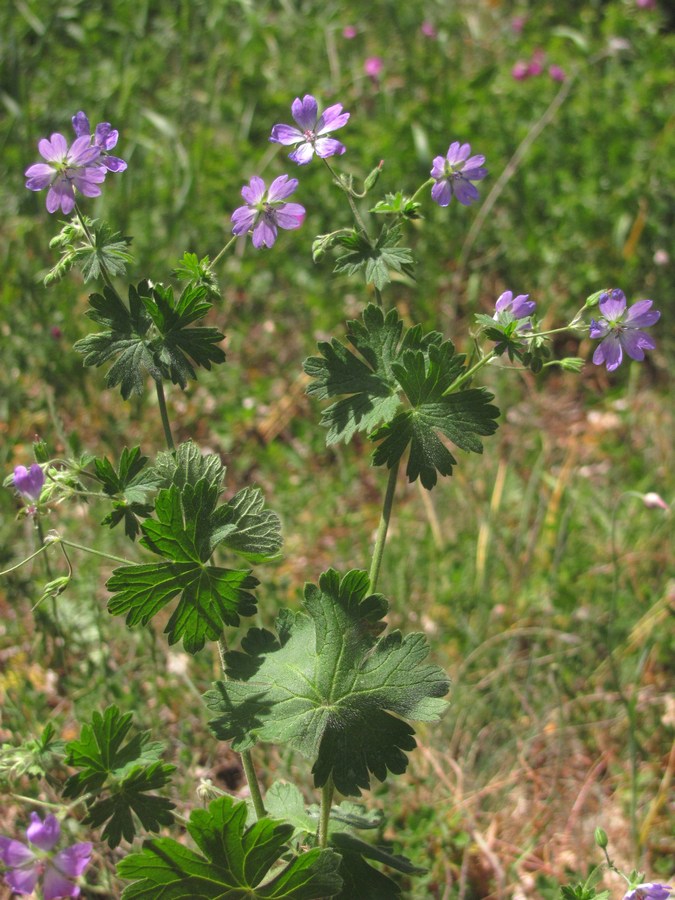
[363,160,385,192]
[594,826,608,849]
[642,492,669,511]
[559,357,585,373]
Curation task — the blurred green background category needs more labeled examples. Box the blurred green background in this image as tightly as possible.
[0,1,673,897]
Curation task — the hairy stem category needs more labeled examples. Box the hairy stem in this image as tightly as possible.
[318,776,334,849]
[217,637,266,819]
[155,379,175,451]
[368,461,400,592]
[59,539,130,565]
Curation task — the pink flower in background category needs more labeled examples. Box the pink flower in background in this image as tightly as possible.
[342,25,357,38]
[635,0,656,8]
[548,65,566,82]
[511,15,527,33]
[421,21,437,38]
[512,60,530,80]
[527,48,546,76]
[364,57,384,79]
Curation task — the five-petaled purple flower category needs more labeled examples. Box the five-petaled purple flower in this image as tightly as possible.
[231,175,305,249]
[72,111,127,172]
[589,289,660,371]
[0,813,92,899]
[25,133,106,214]
[270,95,350,165]
[431,142,487,207]
[622,883,672,900]
[13,464,45,502]
[494,290,536,330]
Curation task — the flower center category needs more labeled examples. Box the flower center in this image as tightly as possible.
[303,128,317,143]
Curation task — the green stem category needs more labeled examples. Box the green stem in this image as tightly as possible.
[217,637,266,819]
[368,461,399,592]
[409,177,435,206]
[211,234,238,267]
[155,379,175,451]
[318,776,334,849]
[322,158,371,237]
[443,350,496,395]
[59,539,130,565]
[0,544,49,576]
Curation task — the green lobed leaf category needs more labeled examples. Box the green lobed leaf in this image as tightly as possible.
[93,446,161,540]
[117,795,342,899]
[45,216,133,285]
[209,486,283,562]
[172,251,221,300]
[333,225,415,290]
[107,483,259,652]
[63,706,175,848]
[205,569,450,796]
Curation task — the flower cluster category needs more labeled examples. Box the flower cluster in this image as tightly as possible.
[0,813,92,899]
[511,48,566,83]
[25,110,126,214]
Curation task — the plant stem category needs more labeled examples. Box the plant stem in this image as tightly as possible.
[217,637,266,819]
[59,539,130,565]
[322,158,371,237]
[155,379,175,451]
[211,234,237,267]
[444,349,497,395]
[368,461,400,592]
[0,544,49,576]
[318,776,334,848]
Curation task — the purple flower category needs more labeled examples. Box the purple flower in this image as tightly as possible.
[342,25,357,38]
[548,64,566,82]
[431,142,487,207]
[494,290,536,330]
[623,884,672,900]
[511,15,527,33]
[528,48,546,76]
[512,60,530,80]
[0,813,92,899]
[421,21,437,38]
[590,289,660,371]
[364,56,384,78]
[231,174,305,249]
[13,464,45,502]
[25,133,106,214]
[270,95,350,165]
[72,111,127,173]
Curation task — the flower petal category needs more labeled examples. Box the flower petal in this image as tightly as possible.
[43,864,81,899]
[495,291,514,313]
[5,864,40,895]
[313,136,346,158]
[231,206,257,235]
[594,333,623,370]
[27,813,61,851]
[0,837,35,867]
[446,142,471,165]
[269,123,303,146]
[453,178,480,205]
[598,289,627,320]
[25,163,56,190]
[39,133,68,162]
[266,174,298,202]
[430,156,446,179]
[52,843,92,878]
[589,318,609,339]
[288,142,315,165]
[252,218,277,249]
[291,95,318,129]
[240,176,266,204]
[103,155,127,172]
[624,299,660,328]
[316,104,349,134]
[46,181,75,215]
[275,202,305,230]
[72,111,91,137]
[431,179,451,207]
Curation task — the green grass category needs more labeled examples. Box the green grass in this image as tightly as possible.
[1,0,673,897]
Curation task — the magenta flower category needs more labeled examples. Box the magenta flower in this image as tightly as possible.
[623,884,672,900]
[270,95,350,165]
[431,142,487,207]
[72,111,127,172]
[231,174,305,249]
[364,56,384,78]
[0,813,92,899]
[494,290,536,330]
[25,132,106,214]
[590,289,660,371]
[342,25,357,38]
[13,464,45,502]
[511,15,527,33]
[636,0,656,8]
[528,48,546,76]
[512,60,530,80]
[420,21,437,38]
[548,64,566,82]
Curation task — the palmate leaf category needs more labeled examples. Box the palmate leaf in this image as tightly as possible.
[333,225,415,290]
[45,216,133,285]
[63,706,175,848]
[107,483,259,653]
[117,795,342,899]
[303,304,441,445]
[205,569,450,796]
[305,304,498,488]
[93,446,161,539]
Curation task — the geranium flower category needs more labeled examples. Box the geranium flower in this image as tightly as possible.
[431,141,487,206]
[270,94,350,165]
[622,883,672,900]
[364,56,384,78]
[0,813,92,899]
[72,111,127,172]
[13,464,45,502]
[494,290,536,329]
[25,132,106,214]
[231,174,305,249]
[589,289,660,371]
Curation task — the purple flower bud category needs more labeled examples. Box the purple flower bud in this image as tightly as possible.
[13,464,45,502]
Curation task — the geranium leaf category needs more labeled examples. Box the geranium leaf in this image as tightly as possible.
[117,795,342,899]
[205,569,450,796]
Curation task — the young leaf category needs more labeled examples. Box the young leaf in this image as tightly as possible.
[106,483,259,653]
[0,723,65,786]
[206,569,450,796]
[155,440,226,500]
[45,216,133,285]
[209,486,283,563]
[370,342,500,489]
[63,706,175,848]
[93,446,161,540]
[172,251,220,300]
[333,225,415,290]
[117,795,343,899]
[73,282,160,399]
